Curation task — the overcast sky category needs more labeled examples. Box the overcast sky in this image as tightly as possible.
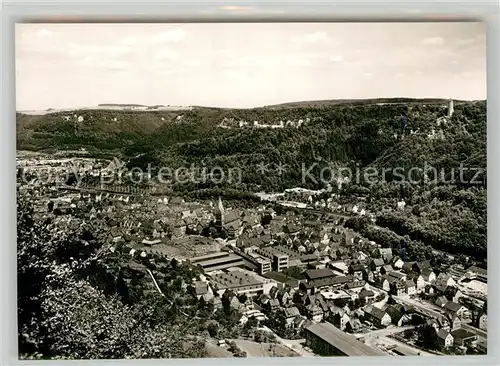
[16,22,486,110]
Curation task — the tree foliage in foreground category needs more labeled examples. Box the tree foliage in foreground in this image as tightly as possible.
[17,192,211,359]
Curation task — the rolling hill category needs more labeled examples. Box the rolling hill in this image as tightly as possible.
[16,98,487,260]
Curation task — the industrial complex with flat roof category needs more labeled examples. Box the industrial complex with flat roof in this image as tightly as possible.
[305,322,387,357]
[189,252,245,272]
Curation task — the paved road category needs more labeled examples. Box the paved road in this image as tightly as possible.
[393,295,445,319]
[354,325,415,339]
[378,336,435,356]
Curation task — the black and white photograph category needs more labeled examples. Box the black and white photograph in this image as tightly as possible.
[16,22,487,359]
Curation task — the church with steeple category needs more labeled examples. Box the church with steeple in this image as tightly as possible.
[214,196,225,231]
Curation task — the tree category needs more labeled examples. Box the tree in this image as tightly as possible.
[237,293,248,304]
[205,320,219,337]
[170,258,178,271]
[416,325,439,351]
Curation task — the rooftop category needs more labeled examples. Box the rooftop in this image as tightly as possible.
[211,269,264,290]
[305,268,335,281]
[305,322,386,356]
[192,253,245,269]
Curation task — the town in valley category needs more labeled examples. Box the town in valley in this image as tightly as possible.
[16,22,487,360]
[17,140,487,358]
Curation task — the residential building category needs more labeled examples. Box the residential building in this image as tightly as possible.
[402,262,416,273]
[358,289,376,303]
[406,280,416,296]
[284,306,301,328]
[444,301,470,320]
[267,298,280,312]
[390,256,404,269]
[306,304,324,322]
[421,268,436,283]
[449,315,462,331]
[369,258,384,272]
[345,318,362,334]
[465,266,487,282]
[344,279,367,291]
[435,296,448,307]
[412,260,432,274]
[330,309,350,331]
[385,305,411,327]
[224,209,242,239]
[479,313,487,331]
[364,305,391,327]
[407,273,425,293]
[437,329,454,349]
[348,264,365,281]
[362,269,375,283]
[390,280,406,296]
[387,271,407,282]
[435,273,457,288]
[450,329,477,347]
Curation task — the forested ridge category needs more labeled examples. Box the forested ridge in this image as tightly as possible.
[17,99,487,261]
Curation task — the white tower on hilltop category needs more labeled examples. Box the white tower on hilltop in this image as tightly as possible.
[448,98,454,118]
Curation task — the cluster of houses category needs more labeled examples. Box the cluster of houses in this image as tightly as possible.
[20,155,487,356]
[218,117,311,130]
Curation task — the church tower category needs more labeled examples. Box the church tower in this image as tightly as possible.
[214,196,225,231]
[447,98,454,118]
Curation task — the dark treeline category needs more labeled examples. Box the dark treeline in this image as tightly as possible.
[17,101,487,260]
